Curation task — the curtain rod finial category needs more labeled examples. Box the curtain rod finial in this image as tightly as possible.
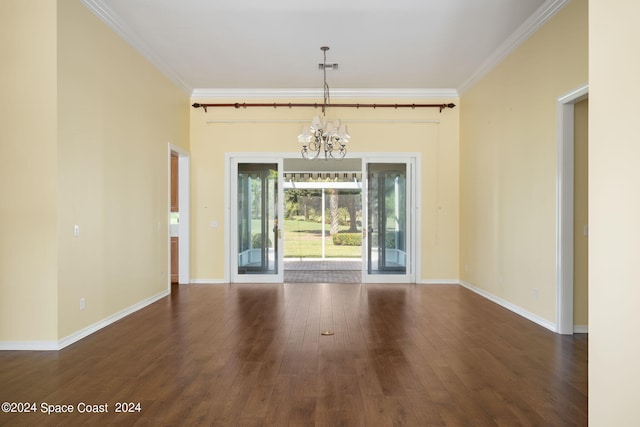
[192,103,208,112]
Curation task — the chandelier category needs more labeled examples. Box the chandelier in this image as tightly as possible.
[298,46,350,160]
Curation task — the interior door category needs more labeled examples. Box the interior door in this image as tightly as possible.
[231,158,284,283]
[362,159,414,283]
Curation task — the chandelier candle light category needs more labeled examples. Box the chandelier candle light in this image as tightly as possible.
[298,46,350,160]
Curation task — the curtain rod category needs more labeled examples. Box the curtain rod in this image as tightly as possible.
[205,119,440,124]
[192,102,455,113]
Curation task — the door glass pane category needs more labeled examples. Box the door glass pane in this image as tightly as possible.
[367,163,407,274]
[237,163,278,274]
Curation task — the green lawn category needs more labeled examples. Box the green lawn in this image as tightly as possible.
[283,218,361,258]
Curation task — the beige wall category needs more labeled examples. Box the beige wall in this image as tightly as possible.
[590,0,640,424]
[189,99,459,282]
[0,0,59,342]
[459,0,588,324]
[56,0,189,339]
[573,99,588,327]
[8,2,640,423]
[0,0,189,345]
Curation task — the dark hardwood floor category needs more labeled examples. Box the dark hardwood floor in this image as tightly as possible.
[0,283,587,426]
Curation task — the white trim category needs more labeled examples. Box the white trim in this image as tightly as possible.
[458,0,569,94]
[283,181,361,190]
[417,279,459,285]
[178,156,190,284]
[224,156,231,284]
[190,279,227,285]
[556,84,589,335]
[414,154,423,283]
[224,151,420,284]
[573,325,588,334]
[0,341,60,351]
[459,281,557,332]
[81,0,192,94]
[361,156,418,284]
[558,85,589,104]
[0,290,170,351]
[228,156,285,283]
[192,88,459,100]
[83,0,565,99]
[169,144,191,285]
[57,290,170,349]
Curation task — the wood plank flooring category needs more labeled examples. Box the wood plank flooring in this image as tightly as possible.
[0,283,587,426]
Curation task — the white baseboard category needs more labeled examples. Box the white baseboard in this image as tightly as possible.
[574,325,589,333]
[417,279,459,285]
[0,340,60,351]
[0,289,170,351]
[193,279,460,285]
[57,289,170,350]
[459,280,557,332]
[190,279,227,284]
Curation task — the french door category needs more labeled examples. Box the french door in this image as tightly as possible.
[230,158,284,283]
[229,154,415,284]
[362,158,415,283]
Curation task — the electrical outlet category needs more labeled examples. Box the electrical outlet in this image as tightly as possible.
[80,297,86,310]
[533,289,539,299]
[73,225,79,237]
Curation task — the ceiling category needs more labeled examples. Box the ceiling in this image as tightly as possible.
[82,0,566,96]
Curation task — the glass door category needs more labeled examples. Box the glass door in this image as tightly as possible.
[362,159,414,283]
[231,159,283,283]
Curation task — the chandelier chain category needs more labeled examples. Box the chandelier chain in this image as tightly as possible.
[297,46,350,160]
[323,47,330,115]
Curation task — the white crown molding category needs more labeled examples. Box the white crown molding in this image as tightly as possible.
[82,0,193,94]
[84,0,564,100]
[457,0,569,95]
[191,88,459,100]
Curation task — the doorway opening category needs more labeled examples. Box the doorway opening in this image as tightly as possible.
[283,158,363,283]
[556,84,588,334]
[168,144,190,287]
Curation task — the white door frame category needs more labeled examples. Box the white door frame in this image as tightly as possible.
[168,143,190,285]
[362,155,418,284]
[228,154,285,283]
[225,151,419,284]
[556,84,588,334]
